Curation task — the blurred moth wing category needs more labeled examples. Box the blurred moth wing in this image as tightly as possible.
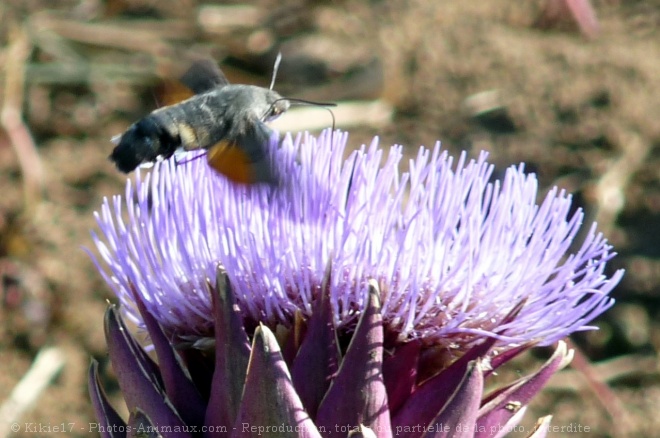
[207,118,277,185]
[206,141,254,184]
[179,58,230,93]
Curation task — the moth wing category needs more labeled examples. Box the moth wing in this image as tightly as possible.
[157,58,230,106]
[180,58,229,94]
[157,79,196,107]
[206,119,278,185]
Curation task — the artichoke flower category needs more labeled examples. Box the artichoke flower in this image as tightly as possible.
[89,131,622,437]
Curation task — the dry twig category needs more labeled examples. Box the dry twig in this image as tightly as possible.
[562,339,632,435]
[0,346,66,438]
[1,24,44,210]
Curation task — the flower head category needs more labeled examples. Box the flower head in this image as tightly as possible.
[89,130,623,436]
[91,130,620,351]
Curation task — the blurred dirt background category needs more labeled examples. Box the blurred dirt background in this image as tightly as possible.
[0,1,659,437]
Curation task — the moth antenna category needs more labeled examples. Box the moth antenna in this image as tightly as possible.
[270,52,282,90]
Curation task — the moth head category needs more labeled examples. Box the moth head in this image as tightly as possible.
[262,94,291,122]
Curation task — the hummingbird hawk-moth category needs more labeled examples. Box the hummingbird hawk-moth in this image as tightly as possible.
[110,55,300,185]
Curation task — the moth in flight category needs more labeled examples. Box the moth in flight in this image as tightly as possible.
[110,55,328,185]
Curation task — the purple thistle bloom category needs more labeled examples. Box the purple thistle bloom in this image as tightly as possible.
[91,130,621,350]
[89,130,623,437]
